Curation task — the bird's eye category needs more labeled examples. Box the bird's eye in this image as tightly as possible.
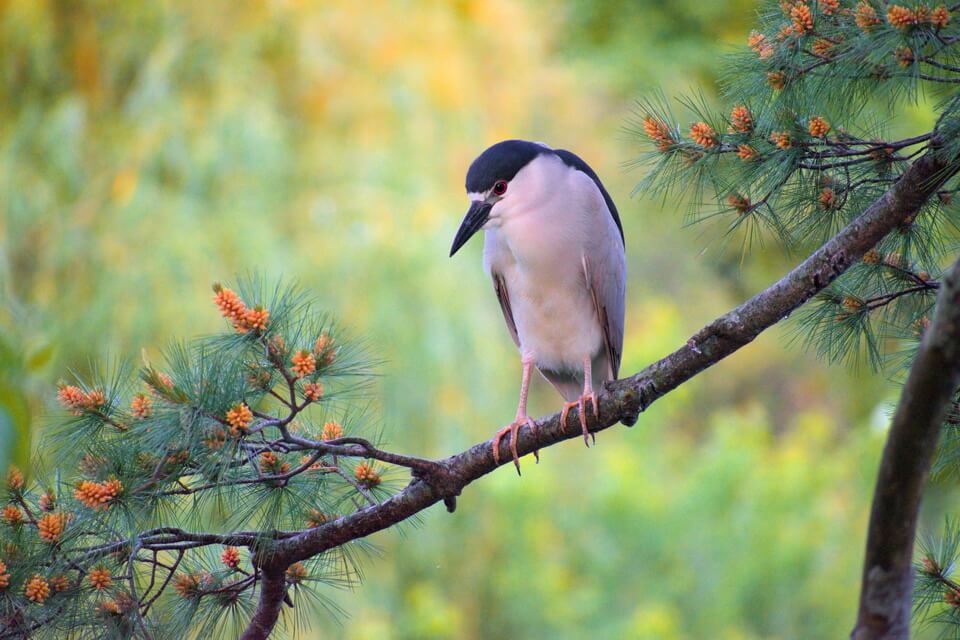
[492,180,508,196]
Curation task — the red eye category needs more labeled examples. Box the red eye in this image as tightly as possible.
[492,180,508,196]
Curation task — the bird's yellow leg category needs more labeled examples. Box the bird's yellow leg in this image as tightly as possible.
[492,357,539,474]
[559,357,599,446]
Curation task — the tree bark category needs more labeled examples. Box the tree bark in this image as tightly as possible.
[242,145,959,638]
[851,257,960,640]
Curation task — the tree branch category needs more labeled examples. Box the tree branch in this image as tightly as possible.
[852,257,960,640]
[241,146,959,637]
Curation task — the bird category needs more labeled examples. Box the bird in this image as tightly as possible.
[449,139,626,473]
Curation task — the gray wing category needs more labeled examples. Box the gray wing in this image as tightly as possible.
[582,250,625,380]
[491,271,520,348]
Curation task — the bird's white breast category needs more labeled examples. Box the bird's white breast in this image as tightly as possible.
[482,154,614,373]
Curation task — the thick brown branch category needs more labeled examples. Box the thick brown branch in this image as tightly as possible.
[238,146,959,637]
[851,257,960,640]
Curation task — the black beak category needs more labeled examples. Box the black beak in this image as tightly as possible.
[449,201,492,257]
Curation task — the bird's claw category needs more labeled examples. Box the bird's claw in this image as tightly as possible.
[560,392,599,446]
[492,416,539,475]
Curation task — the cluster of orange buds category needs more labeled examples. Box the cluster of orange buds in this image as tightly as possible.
[212,284,271,334]
[130,393,152,419]
[748,31,775,59]
[259,451,290,475]
[819,187,837,209]
[2,505,21,525]
[306,509,330,528]
[729,106,754,134]
[913,316,932,337]
[286,562,308,585]
[895,46,914,67]
[819,0,840,15]
[767,71,787,90]
[49,575,70,592]
[642,116,675,152]
[38,512,68,543]
[39,491,58,513]
[322,421,344,441]
[25,575,50,603]
[855,1,882,30]
[770,131,793,149]
[313,333,338,366]
[173,572,210,598]
[57,384,106,415]
[291,350,317,378]
[354,462,381,487]
[737,144,759,161]
[97,594,133,616]
[812,38,835,58]
[6,466,23,492]
[790,2,814,32]
[887,4,948,28]
[808,116,831,138]
[727,194,752,215]
[88,567,112,591]
[0,560,9,589]
[226,402,254,436]
[221,546,241,570]
[303,382,324,402]
[689,122,719,148]
[74,478,123,511]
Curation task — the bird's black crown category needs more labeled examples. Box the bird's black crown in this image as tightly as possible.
[465,140,545,194]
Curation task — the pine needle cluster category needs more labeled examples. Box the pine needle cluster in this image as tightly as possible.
[0,277,387,638]
[631,1,960,635]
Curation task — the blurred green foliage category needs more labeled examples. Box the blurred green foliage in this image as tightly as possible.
[0,0,938,637]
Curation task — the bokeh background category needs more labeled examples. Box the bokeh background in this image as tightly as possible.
[0,1,946,638]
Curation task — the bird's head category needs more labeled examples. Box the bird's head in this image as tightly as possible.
[449,139,549,257]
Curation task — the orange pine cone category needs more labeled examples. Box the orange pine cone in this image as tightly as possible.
[2,505,22,525]
[819,187,837,209]
[88,567,112,590]
[25,575,50,603]
[74,479,123,511]
[767,71,787,90]
[771,131,793,149]
[303,382,323,402]
[729,106,754,133]
[173,572,204,598]
[291,351,317,378]
[322,421,344,441]
[354,462,381,487]
[642,116,674,151]
[932,5,951,27]
[819,0,840,15]
[895,46,915,67]
[6,466,23,492]
[791,2,814,32]
[0,560,9,590]
[812,38,834,58]
[130,393,152,419]
[221,546,241,569]
[37,512,67,542]
[306,509,330,528]
[690,122,719,148]
[49,575,70,592]
[887,5,917,29]
[286,562,308,584]
[808,116,831,137]
[855,1,882,30]
[241,307,270,333]
[737,145,759,161]
[226,403,254,436]
[212,284,248,324]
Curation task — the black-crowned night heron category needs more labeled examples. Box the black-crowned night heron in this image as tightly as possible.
[450,140,626,473]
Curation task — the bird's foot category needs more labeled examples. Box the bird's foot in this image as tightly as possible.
[560,392,599,446]
[491,415,539,475]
